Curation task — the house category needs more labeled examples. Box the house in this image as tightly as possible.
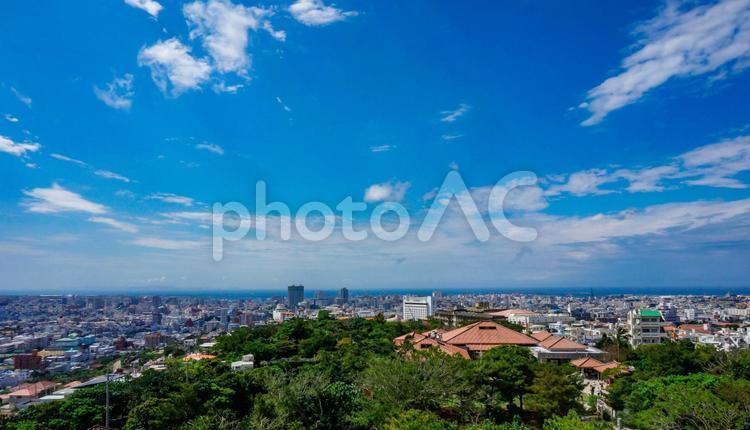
[0,381,57,406]
[395,321,538,359]
[528,331,607,363]
[570,357,628,381]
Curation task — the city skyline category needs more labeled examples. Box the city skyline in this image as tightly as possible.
[2,0,750,291]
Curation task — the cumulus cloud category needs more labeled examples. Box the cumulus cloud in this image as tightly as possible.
[195,143,224,155]
[148,192,195,206]
[124,0,163,17]
[89,216,139,233]
[364,181,411,203]
[582,0,750,125]
[94,169,132,183]
[184,0,276,75]
[0,135,40,158]
[289,0,357,26]
[22,183,108,214]
[138,38,212,96]
[440,103,470,123]
[94,74,134,110]
[4,114,19,123]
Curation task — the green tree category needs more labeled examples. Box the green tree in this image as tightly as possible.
[525,364,583,422]
[474,346,535,414]
[383,409,456,430]
[543,411,611,430]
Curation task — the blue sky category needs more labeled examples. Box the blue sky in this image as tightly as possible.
[2,0,750,292]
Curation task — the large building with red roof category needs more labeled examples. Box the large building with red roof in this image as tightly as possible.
[395,322,606,362]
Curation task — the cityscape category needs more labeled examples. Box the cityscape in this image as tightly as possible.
[3,0,750,428]
[2,287,750,427]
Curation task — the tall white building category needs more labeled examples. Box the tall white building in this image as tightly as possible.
[402,296,433,321]
[627,309,668,348]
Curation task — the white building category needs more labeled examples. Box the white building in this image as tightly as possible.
[402,296,433,321]
[627,309,668,348]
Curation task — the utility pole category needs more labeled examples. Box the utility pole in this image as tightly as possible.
[105,373,111,430]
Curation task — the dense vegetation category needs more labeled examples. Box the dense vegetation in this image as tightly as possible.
[3,316,750,429]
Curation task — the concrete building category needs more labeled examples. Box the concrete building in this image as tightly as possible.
[287,285,304,308]
[402,296,433,320]
[627,309,668,348]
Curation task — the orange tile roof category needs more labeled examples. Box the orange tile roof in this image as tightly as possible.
[593,361,624,374]
[570,357,605,368]
[531,330,553,342]
[441,321,538,349]
[413,338,471,359]
[678,324,712,334]
[538,335,587,351]
[182,353,217,361]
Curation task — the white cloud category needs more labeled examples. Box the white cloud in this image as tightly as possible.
[4,114,19,123]
[547,135,750,196]
[276,96,292,112]
[94,169,132,183]
[546,169,614,196]
[11,87,32,108]
[22,183,108,214]
[440,103,470,122]
[441,133,464,141]
[195,143,224,155]
[263,21,287,42]
[148,192,195,206]
[212,82,244,93]
[130,237,204,250]
[89,217,139,233]
[50,153,88,167]
[364,181,410,203]
[124,0,163,17]
[138,38,212,96]
[94,74,134,110]
[582,0,750,125]
[184,0,276,75]
[289,0,357,26]
[369,144,396,153]
[541,198,750,245]
[0,135,40,158]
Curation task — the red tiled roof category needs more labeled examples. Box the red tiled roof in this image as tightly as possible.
[593,361,624,374]
[441,321,538,348]
[393,331,427,346]
[570,357,605,368]
[538,335,587,351]
[413,338,471,359]
[531,330,553,342]
[677,324,712,334]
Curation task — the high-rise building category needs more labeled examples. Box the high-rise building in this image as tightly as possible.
[338,287,349,305]
[288,285,304,308]
[402,296,434,321]
[627,309,668,348]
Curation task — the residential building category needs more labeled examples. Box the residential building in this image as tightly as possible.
[627,309,668,348]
